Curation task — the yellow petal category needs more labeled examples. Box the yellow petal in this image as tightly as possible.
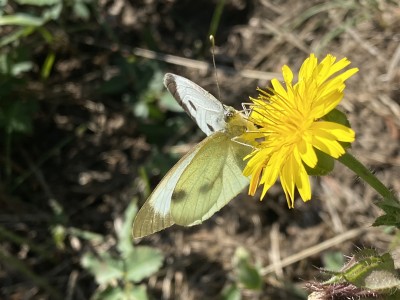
[312,122,355,142]
[280,155,295,207]
[282,65,294,84]
[298,140,318,168]
[271,78,288,99]
[312,136,345,158]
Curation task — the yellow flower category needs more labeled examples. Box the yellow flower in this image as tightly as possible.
[242,54,358,208]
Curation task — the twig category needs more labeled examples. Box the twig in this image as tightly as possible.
[269,223,283,278]
[260,227,366,275]
[260,19,310,53]
[66,270,79,300]
[132,47,281,81]
[345,27,386,63]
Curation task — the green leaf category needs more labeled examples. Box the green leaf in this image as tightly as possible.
[373,196,400,228]
[323,108,351,127]
[117,200,138,257]
[305,148,334,176]
[40,51,55,79]
[0,14,44,26]
[0,27,36,47]
[14,0,60,6]
[81,252,124,285]
[11,61,33,76]
[220,284,241,300]
[73,2,91,20]
[374,214,400,227]
[0,0,7,12]
[93,285,148,300]
[0,99,37,134]
[233,247,262,291]
[322,251,345,272]
[93,286,124,300]
[51,224,66,250]
[237,262,262,290]
[129,284,149,300]
[324,249,400,292]
[159,92,184,112]
[133,100,150,119]
[67,227,104,243]
[124,246,163,282]
[92,285,148,300]
[147,70,164,92]
[41,3,62,21]
[0,47,33,75]
[362,269,400,291]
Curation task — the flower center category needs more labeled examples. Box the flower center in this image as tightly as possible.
[281,110,312,146]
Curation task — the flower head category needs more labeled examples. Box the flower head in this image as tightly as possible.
[241,54,358,208]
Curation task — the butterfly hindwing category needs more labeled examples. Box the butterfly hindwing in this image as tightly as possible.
[171,132,251,226]
[132,145,201,238]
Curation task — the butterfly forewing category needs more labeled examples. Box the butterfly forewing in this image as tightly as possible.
[164,73,226,136]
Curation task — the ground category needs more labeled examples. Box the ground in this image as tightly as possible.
[1,0,400,299]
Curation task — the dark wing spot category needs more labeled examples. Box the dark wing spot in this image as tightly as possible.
[164,74,183,105]
[207,123,215,132]
[181,102,190,113]
[199,183,212,194]
[173,91,184,105]
[172,189,187,203]
[188,100,197,111]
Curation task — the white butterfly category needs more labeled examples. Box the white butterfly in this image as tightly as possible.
[132,73,252,238]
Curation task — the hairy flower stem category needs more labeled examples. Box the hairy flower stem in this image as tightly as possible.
[338,152,398,201]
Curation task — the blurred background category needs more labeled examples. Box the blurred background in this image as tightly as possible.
[1,0,399,299]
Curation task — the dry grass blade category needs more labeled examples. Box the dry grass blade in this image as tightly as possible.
[133,47,281,81]
[260,227,367,276]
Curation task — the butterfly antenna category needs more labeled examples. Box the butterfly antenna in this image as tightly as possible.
[209,35,222,101]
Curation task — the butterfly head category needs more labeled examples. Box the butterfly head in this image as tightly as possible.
[223,106,252,137]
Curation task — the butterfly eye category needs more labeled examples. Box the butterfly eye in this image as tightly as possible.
[224,107,236,120]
